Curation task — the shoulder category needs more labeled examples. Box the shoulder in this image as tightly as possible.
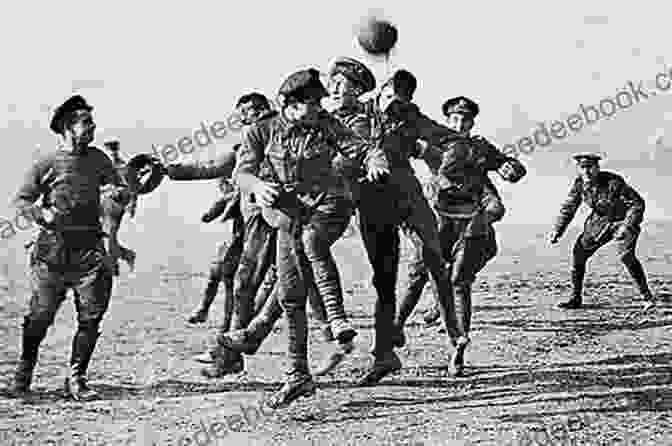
[599,170,623,181]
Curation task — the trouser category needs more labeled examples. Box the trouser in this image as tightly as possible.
[213,213,276,361]
[399,216,497,342]
[276,198,352,376]
[571,223,650,300]
[357,169,453,358]
[19,230,113,378]
[199,214,245,330]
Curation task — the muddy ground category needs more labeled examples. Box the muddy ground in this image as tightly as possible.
[0,222,670,445]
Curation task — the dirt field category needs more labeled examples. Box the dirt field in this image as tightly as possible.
[0,221,670,445]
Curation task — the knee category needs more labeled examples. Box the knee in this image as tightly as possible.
[23,311,54,332]
[77,310,106,331]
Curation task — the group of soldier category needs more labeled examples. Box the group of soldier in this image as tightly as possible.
[9,55,658,409]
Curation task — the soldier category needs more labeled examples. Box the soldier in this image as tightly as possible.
[177,92,274,324]
[234,68,388,407]
[100,138,139,276]
[214,57,380,376]
[394,96,526,376]
[351,69,470,386]
[549,153,656,310]
[10,95,127,400]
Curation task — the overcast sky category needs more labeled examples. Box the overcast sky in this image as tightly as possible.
[1,0,670,226]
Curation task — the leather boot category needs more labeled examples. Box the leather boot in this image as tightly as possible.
[65,327,100,401]
[557,268,584,309]
[187,278,220,324]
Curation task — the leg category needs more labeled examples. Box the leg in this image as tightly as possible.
[403,184,460,344]
[202,214,275,377]
[396,228,430,338]
[188,215,245,324]
[616,227,655,308]
[558,233,600,309]
[266,223,316,408]
[356,185,403,385]
[12,259,68,395]
[300,213,353,342]
[66,245,114,401]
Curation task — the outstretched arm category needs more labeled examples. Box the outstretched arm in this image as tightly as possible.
[551,178,583,241]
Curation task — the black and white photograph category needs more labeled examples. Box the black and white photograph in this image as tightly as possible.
[0,1,670,444]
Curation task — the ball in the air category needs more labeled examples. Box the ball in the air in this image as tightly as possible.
[357,18,398,55]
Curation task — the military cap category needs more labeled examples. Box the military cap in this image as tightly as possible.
[573,152,602,166]
[277,68,328,105]
[442,96,479,119]
[50,95,93,135]
[327,57,376,93]
[103,137,120,150]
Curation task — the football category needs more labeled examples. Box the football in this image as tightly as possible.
[356,17,398,56]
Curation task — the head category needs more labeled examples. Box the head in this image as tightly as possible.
[103,139,120,153]
[442,97,479,136]
[576,158,600,182]
[50,95,96,148]
[278,68,328,124]
[283,97,323,124]
[236,92,271,125]
[327,57,375,110]
[378,69,417,111]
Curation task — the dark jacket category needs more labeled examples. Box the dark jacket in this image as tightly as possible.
[14,145,125,232]
[553,170,645,240]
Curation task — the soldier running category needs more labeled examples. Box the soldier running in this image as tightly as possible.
[394,96,527,376]
[234,68,388,407]
[10,95,127,400]
[549,153,656,310]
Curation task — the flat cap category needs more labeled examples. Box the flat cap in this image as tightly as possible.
[327,57,376,93]
[277,68,328,105]
[50,95,93,135]
[573,152,602,165]
[442,96,479,119]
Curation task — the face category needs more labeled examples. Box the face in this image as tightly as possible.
[445,113,474,135]
[328,73,360,109]
[284,98,322,123]
[377,83,399,112]
[237,101,264,125]
[577,163,600,182]
[65,110,96,146]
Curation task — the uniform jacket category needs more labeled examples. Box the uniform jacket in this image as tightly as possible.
[553,170,645,240]
[235,109,388,222]
[366,99,461,171]
[14,145,126,235]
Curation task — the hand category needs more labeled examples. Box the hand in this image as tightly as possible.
[18,204,45,224]
[253,181,280,207]
[548,231,560,245]
[366,165,389,183]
